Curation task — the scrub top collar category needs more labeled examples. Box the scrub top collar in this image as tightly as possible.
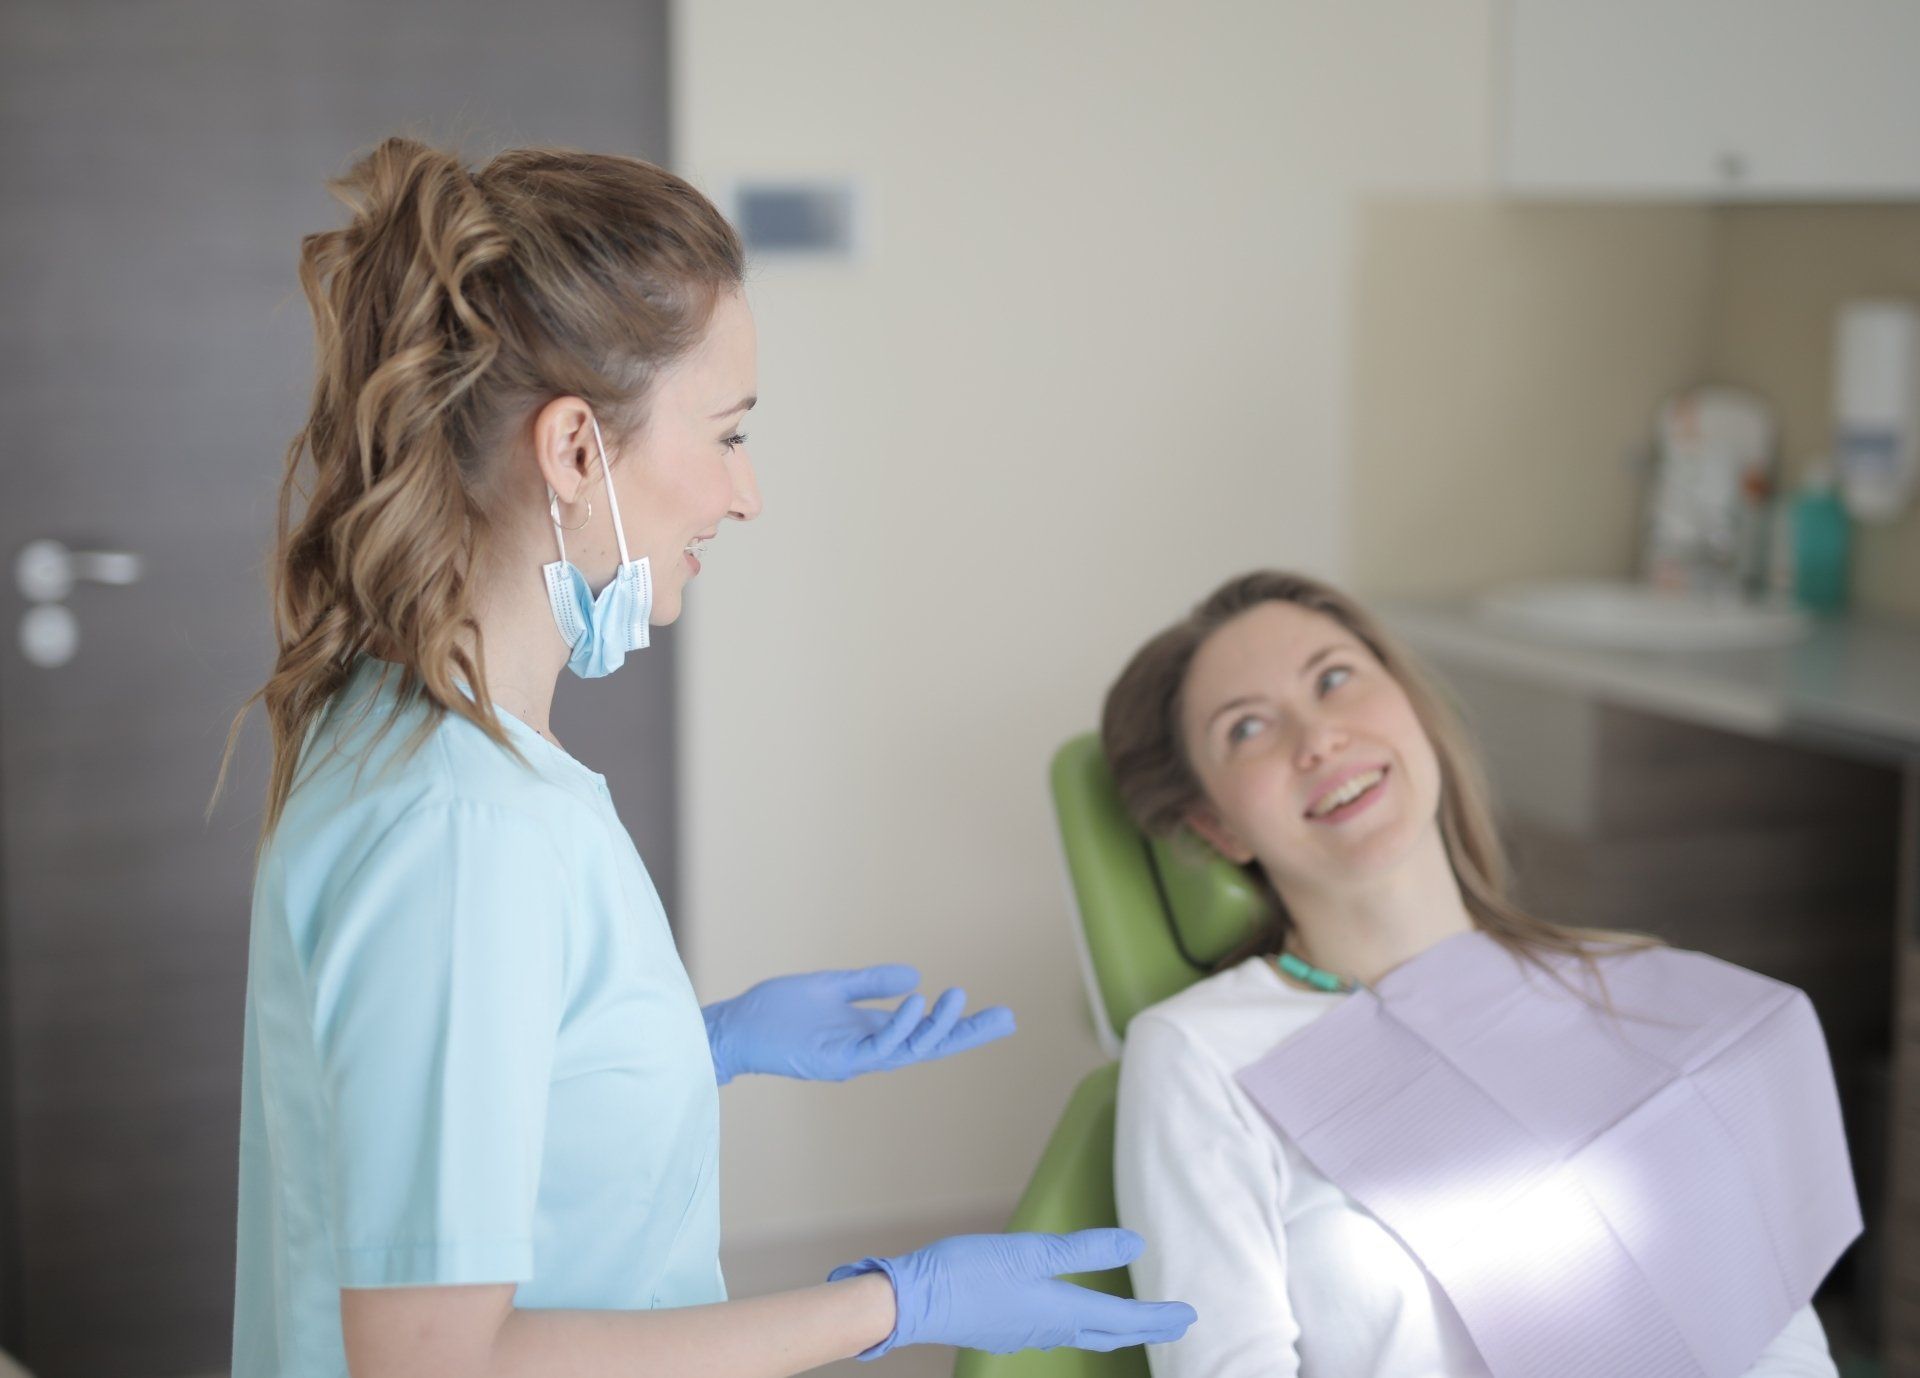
[487,704,609,794]
[350,653,610,793]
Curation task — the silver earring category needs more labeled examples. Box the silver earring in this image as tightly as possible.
[550,492,592,532]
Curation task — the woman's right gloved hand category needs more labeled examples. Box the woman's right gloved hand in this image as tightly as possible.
[827,1227,1197,1358]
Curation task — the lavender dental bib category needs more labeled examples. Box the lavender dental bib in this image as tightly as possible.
[1233,931,1860,1378]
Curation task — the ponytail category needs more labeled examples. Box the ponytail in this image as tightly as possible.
[213,135,743,840]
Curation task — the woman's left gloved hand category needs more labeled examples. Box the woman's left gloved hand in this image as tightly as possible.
[828,1228,1198,1357]
[702,965,1017,1086]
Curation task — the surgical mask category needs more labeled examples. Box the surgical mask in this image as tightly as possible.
[543,411,652,679]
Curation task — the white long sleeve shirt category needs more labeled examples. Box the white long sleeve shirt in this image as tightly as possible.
[1113,957,1839,1378]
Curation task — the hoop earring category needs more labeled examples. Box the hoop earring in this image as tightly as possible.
[549,493,592,532]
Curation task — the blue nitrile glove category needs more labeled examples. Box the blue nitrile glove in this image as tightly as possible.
[827,1228,1197,1358]
[701,965,1017,1086]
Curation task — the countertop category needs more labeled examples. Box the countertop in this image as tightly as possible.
[1378,596,1920,763]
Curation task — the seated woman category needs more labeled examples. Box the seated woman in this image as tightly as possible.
[1104,569,1857,1378]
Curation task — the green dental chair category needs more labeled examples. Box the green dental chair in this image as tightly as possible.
[952,734,1274,1378]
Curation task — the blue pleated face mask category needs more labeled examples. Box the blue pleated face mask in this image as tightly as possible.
[543,411,653,679]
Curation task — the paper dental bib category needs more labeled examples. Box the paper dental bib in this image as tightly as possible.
[1234,931,1860,1378]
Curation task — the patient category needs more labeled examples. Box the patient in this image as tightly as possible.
[1104,570,1855,1378]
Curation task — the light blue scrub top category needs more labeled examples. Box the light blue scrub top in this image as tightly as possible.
[231,655,724,1378]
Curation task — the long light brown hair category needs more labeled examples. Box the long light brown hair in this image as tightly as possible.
[212,134,744,839]
[1101,569,1660,984]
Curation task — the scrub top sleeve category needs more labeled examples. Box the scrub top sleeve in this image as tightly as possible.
[307,799,569,1288]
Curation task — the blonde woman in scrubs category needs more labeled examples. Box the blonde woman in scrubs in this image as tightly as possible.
[217,137,1195,1378]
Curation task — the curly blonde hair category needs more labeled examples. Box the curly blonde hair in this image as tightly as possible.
[213,134,743,839]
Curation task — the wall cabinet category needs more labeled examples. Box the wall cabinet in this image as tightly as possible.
[1503,0,1920,199]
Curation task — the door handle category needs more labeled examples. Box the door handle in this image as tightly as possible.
[14,538,145,603]
[13,538,146,668]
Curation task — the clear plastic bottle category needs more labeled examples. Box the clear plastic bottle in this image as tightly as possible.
[1735,467,1775,597]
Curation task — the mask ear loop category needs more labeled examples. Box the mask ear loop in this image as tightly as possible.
[587,411,634,567]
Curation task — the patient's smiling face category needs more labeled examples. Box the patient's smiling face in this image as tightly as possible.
[1177,601,1444,896]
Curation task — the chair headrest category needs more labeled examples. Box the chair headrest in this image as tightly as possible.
[1050,734,1274,1047]
[1145,832,1274,968]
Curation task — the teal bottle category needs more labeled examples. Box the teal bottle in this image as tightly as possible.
[1790,468,1851,616]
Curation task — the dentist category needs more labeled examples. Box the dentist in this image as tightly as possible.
[219,137,1194,1378]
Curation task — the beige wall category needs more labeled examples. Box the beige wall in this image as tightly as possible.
[1350,201,1716,599]
[1351,200,1920,617]
[1707,207,1920,619]
[672,1,1495,1248]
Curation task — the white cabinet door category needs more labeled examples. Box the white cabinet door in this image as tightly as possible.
[1503,0,1920,199]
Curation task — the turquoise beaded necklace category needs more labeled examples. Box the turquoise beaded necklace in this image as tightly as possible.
[1272,947,1355,994]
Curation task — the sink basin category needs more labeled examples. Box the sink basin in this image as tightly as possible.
[1474,580,1811,651]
